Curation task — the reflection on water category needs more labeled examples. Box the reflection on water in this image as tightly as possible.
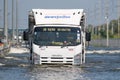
[27,66,89,80]
[0,53,120,80]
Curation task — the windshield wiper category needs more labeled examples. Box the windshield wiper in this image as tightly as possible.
[61,45,68,48]
[39,45,44,48]
[61,41,68,48]
[39,44,48,48]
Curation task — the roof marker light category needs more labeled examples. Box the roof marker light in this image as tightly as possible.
[40,13,42,15]
[73,12,75,15]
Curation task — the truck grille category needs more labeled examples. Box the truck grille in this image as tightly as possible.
[41,57,73,64]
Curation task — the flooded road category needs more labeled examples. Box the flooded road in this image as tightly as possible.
[0,47,120,80]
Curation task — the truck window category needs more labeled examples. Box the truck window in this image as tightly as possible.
[33,27,81,46]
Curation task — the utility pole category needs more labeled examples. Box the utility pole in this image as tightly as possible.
[117,0,120,37]
[12,0,15,41]
[4,0,8,47]
[105,0,109,47]
[0,9,2,27]
[98,0,102,39]
[94,3,98,36]
[16,0,18,44]
[112,22,114,35]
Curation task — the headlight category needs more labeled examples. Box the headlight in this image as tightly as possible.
[33,52,40,60]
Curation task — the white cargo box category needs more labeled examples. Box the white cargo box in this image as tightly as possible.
[32,9,84,25]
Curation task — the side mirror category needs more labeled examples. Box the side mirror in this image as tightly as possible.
[23,30,29,41]
[86,32,91,41]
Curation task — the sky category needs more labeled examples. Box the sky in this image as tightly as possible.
[0,0,118,29]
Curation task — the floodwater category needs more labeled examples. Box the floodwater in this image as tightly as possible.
[0,47,120,80]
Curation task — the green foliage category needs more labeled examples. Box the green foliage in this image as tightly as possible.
[88,18,120,39]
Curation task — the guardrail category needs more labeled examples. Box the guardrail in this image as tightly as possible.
[89,39,120,48]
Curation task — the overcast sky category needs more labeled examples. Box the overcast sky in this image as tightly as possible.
[0,0,118,29]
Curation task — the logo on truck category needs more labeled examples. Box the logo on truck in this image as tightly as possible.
[44,15,71,19]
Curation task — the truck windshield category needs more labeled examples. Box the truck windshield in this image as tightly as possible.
[33,27,81,46]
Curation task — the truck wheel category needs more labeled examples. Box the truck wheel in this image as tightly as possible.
[30,48,34,64]
[30,55,32,60]
[30,49,32,60]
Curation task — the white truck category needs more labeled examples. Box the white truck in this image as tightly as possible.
[23,9,91,65]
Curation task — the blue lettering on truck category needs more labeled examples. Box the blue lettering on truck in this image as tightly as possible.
[44,15,71,19]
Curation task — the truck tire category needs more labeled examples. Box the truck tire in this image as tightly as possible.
[30,48,34,64]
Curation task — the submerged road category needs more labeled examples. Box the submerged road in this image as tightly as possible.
[0,47,120,80]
